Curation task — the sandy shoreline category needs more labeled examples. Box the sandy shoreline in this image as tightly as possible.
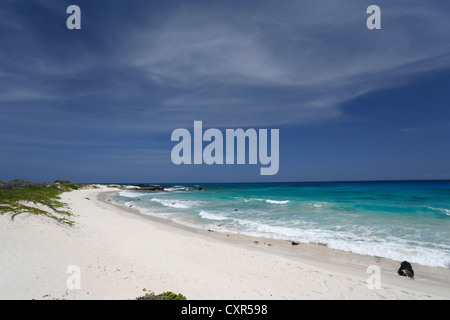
[1,186,449,300]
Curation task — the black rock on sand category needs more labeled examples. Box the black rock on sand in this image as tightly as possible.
[398,261,414,278]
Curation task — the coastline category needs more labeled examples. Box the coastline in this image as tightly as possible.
[101,188,450,298]
[1,186,449,300]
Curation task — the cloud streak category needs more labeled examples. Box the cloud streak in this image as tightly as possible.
[1,0,449,132]
[117,1,450,127]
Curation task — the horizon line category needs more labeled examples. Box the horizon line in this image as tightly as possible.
[82,179,450,185]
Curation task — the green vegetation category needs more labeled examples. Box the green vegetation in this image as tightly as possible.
[0,179,85,226]
[136,290,187,300]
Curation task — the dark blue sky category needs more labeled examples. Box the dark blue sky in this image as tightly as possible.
[1,0,449,183]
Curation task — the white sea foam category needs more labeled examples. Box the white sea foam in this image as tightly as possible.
[231,219,450,268]
[265,199,290,204]
[308,201,329,208]
[119,191,148,198]
[243,198,266,202]
[199,210,228,221]
[164,186,189,192]
[150,198,199,209]
[139,209,173,219]
[236,219,302,238]
[235,198,289,204]
[325,238,450,269]
[426,206,450,216]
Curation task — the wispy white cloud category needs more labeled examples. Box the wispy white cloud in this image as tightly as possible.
[1,1,449,131]
[0,88,51,102]
[129,2,450,85]
[118,1,450,127]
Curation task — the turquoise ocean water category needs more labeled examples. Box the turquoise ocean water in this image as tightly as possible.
[113,181,450,268]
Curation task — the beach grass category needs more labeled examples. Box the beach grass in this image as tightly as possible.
[136,290,187,300]
[0,180,85,226]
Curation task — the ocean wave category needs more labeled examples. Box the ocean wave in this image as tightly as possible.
[119,191,149,198]
[235,219,302,238]
[266,199,290,204]
[164,186,189,192]
[243,198,289,204]
[150,198,200,209]
[325,238,450,269]
[199,210,228,221]
[308,201,332,209]
[231,219,450,268]
[245,198,264,202]
[139,209,173,219]
[426,206,450,216]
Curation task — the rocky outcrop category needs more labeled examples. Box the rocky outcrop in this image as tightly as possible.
[121,184,167,191]
[118,184,204,192]
[136,184,167,191]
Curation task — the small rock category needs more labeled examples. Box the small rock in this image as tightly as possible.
[398,261,414,278]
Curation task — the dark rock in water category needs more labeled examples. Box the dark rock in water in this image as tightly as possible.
[198,187,203,191]
[136,184,166,191]
[291,241,299,246]
[398,261,414,278]
[234,209,238,211]
[125,184,167,191]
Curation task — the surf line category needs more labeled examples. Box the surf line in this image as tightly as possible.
[171,121,279,175]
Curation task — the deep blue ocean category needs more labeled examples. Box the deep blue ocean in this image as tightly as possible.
[113,181,450,268]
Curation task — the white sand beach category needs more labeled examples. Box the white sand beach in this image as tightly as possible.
[1,186,449,300]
